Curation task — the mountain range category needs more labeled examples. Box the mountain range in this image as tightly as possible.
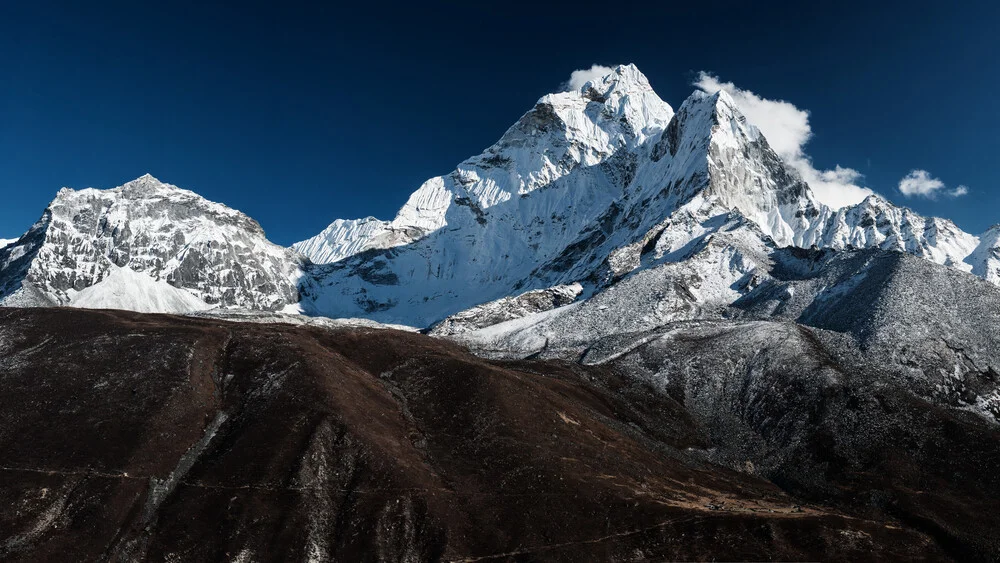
[2,65,997,328]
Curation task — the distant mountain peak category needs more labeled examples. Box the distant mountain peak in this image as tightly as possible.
[575,63,654,95]
[1,176,301,311]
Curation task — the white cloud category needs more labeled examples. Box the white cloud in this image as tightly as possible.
[694,72,873,209]
[564,65,614,91]
[898,169,968,199]
[898,169,944,197]
[797,164,876,209]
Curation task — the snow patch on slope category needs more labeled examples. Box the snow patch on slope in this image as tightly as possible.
[71,266,212,313]
[967,225,1000,284]
[0,174,302,311]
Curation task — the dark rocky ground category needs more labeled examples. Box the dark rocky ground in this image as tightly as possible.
[0,308,995,561]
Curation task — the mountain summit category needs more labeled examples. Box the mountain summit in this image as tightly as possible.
[293,65,994,325]
[0,174,301,310]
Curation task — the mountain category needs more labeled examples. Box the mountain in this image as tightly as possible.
[296,64,678,324]
[0,239,15,249]
[297,65,994,327]
[0,174,302,311]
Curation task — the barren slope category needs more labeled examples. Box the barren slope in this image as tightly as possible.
[0,308,961,562]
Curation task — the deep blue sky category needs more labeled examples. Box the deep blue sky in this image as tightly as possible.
[1,0,997,244]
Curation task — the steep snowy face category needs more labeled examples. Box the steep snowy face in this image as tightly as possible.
[968,225,1000,283]
[294,64,674,265]
[0,174,302,310]
[651,91,983,275]
[299,65,681,324]
[292,217,390,264]
[297,72,816,325]
[387,63,674,239]
[439,212,778,358]
[694,91,828,246]
[2,65,994,324]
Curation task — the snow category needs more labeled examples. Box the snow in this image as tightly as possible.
[70,265,212,314]
[187,308,419,332]
[811,194,980,270]
[430,283,583,335]
[293,217,389,264]
[967,225,1000,284]
[296,64,680,325]
[0,239,16,249]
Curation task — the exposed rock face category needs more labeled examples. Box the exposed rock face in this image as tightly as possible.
[451,234,1000,421]
[0,175,302,311]
[609,319,1000,562]
[812,194,980,267]
[2,307,991,562]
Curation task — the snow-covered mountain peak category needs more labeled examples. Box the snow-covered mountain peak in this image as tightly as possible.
[580,63,652,92]
[646,87,823,247]
[50,175,266,237]
[57,174,171,199]
[295,64,677,266]
[5,65,995,328]
[118,173,176,196]
[293,216,392,265]
[492,63,673,159]
[294,65,1000,326]
[0,176,301,311]
[562,63,672,141]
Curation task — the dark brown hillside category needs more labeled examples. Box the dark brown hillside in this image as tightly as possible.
[0,308,950,561]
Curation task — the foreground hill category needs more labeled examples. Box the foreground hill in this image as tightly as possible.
[1,308,998,561]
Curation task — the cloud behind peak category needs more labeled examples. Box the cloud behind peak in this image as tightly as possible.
[563,65,614,91]
[694,71,873,210]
